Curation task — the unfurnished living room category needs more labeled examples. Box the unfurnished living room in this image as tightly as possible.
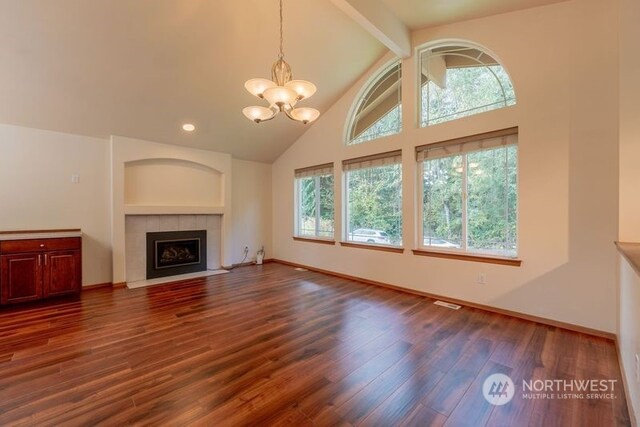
[0,0,638,426]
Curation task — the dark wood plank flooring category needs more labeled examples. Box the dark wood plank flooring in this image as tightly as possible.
[0,263,630,426]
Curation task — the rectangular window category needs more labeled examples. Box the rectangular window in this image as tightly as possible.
[343,151,403,246]
[295,163,334,239]
[417,128,518,257]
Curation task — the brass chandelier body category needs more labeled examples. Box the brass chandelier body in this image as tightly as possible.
[243,0,320,125]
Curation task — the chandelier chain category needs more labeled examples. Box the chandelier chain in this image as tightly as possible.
[279,0,284,58]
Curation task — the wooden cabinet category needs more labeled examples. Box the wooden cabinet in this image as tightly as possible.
[44,250,81,298]
[0,236,81,305]
[0,253,42,304]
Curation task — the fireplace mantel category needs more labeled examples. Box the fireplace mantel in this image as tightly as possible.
[124,205,225,215]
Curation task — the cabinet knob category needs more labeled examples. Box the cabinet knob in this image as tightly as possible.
[39,244,45,248]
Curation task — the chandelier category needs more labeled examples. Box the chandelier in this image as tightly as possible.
[243,0,320,125]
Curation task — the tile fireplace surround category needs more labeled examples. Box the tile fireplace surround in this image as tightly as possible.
[125,215,221,283]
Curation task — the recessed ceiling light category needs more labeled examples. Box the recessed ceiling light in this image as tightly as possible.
[182,123,195,132]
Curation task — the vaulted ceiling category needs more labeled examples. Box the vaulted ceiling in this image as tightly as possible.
[380,0,567,30]
[0,0,566,162]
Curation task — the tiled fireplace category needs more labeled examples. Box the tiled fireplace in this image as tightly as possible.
[125,215,221,283]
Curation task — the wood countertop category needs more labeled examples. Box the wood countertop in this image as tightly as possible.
[0,229,82,241]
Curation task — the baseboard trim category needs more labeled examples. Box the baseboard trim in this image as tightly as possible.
[82,282,113,290]
[272,258,615,341]
[224,259,274,269]
[83,281,128,290]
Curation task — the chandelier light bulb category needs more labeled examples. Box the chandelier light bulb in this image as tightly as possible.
[285,80,317,100]
[289,107,320,124]
[244,78,276,98]
[242,106,275,123]
[263,86,298,108]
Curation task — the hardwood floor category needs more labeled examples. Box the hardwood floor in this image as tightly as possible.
[0,263,630,426]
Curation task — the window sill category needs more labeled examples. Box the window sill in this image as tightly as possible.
[340,241,405,253]
[292,236,336,245]
[412,248,522,266]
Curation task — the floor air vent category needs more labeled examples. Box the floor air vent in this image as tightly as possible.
[434,300,462,310]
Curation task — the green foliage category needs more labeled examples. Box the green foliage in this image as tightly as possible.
[467,146,517,251]
[423,145,518,255]
[347,164,402,245]
[350,105,402,145]
[422,65,516,127]
[423,156,463,245]
[298,175,334,237]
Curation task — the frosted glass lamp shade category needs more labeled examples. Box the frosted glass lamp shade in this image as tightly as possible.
[263,86,298,107]
[285,80,317,100]
[290,107,320,124]
[244,78,276,98]
[243,106,275,123]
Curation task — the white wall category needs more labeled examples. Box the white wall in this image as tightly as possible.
[618,0,640,423]
[271,0,619,333]
[231,159,272,264]
[0,124,112,286]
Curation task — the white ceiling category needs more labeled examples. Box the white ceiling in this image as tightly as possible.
[381,0,567,30]
[0,0,384,162]
[0,0,567,163]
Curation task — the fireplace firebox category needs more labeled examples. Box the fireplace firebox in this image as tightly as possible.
[146,230,207,279]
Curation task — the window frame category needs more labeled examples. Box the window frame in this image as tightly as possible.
[416,41,517,129]
[342,150,404,249]
[344,59,403,146]
[294,163,335,240]
[416,128,519,259]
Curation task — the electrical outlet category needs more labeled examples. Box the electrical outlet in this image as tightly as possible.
[477,273,486,284]
[71,174,80,184]
[635,353,639,383]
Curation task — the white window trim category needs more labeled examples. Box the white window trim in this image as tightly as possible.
[415,39,517,129]
[344,58,403,146]
[416,132,519,259]
[342,151,404,248]
[294,165,335,240]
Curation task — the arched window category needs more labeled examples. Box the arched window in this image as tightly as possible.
[419,44,515,127]
[346,61,402,145]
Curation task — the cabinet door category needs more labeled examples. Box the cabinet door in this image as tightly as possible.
[43,250,81,297]
[0,253,42,304]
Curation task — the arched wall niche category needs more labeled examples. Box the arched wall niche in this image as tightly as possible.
[124,158,223,207]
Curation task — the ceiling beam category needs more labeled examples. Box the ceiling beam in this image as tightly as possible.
[329,0,411,58]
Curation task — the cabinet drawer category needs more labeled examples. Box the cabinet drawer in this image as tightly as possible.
[0,237,81,254]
